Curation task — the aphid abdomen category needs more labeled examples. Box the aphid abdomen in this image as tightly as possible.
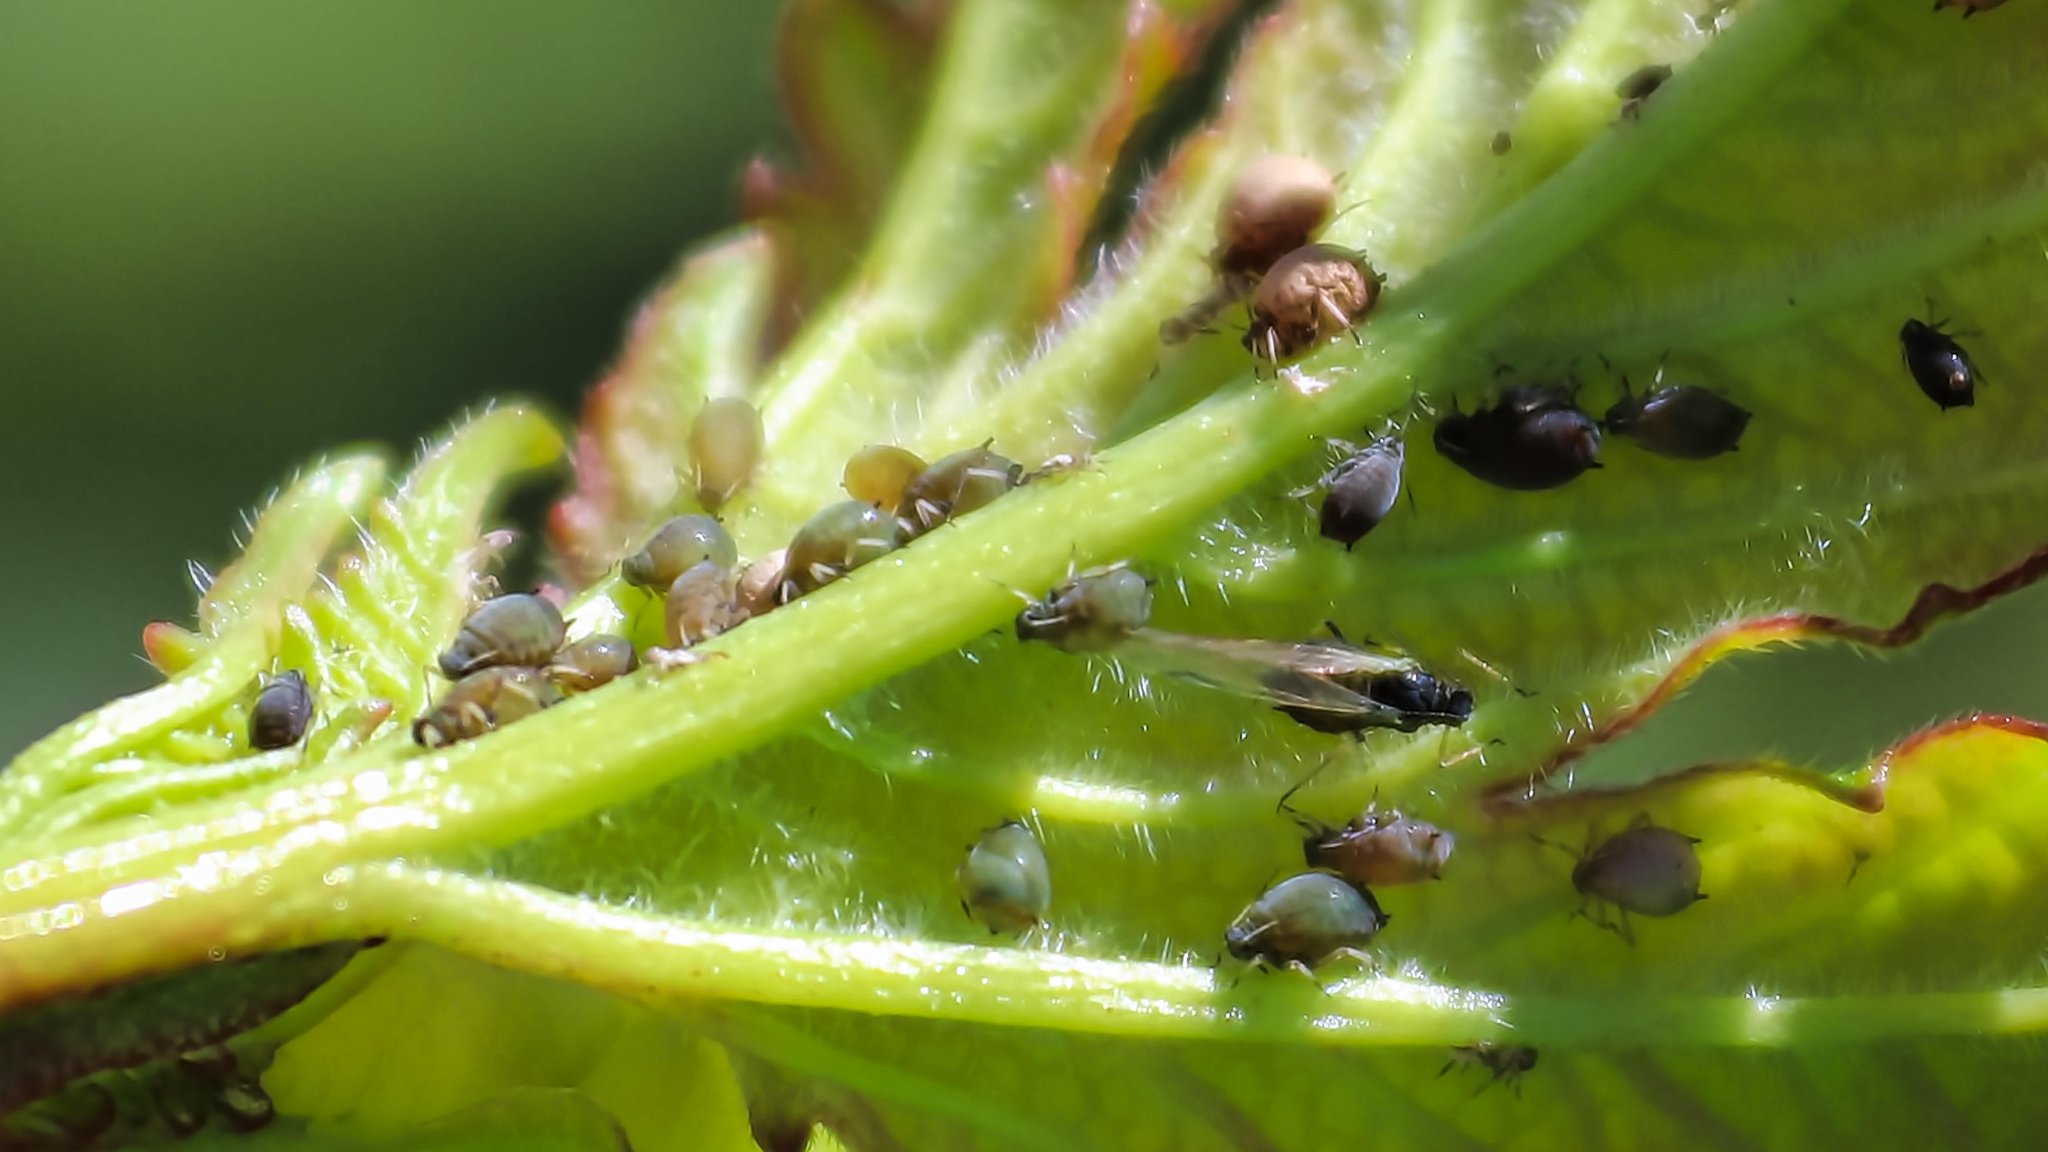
[688,397,765,512]
[957,820,1051,935]
[249,669,314,750]
[437,593,567,679]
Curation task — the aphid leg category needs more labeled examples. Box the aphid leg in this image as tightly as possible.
[1274,756,1336,820]
[1328,945,1379,973]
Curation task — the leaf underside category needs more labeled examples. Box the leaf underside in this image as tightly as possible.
[9,0,2048,1149]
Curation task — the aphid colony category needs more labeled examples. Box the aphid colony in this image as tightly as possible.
[1157,148,1987,545]
[399,413,1073,748]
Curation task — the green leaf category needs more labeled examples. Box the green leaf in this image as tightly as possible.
[8,0,2048,1148]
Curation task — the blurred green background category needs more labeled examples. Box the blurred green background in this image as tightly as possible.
[0,3,784,756]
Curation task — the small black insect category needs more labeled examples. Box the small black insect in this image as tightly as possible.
[1434,384,1602,491]
[1899,317,1979,410]
[1305,436,1404,549]
[250,670,314,750]
[1603,381,1751,459]
[1440,1042,1539,1096]
[1615,64,1672,120]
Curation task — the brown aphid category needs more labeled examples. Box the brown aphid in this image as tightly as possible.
[1439,1042,1538,1096]
[1213,154,1338,279]
[412,666,561,748]
[1616,64,1672,119]
[1603,381,1751,459]
[688,397,765,512]
[621,514,739,591]
[1243,244,1382,367]
[843,444,929,508]
[1933,0,2008,14]
[1224,871,1388,977]
[437,593,566,679]
[664,560,740,648]
[1279,783,1455,887]
[1547,813,1706,944]
[544,634,639,693]
[779,500,908,603]
[896,443,1025,535]
[733,548,788,620]
[1434,384,1602,491]
[250,669,314,750]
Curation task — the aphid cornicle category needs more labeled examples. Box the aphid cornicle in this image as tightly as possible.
[1899,317,1980,410]
[1439,1042,1538,1095]
[544,634,639,693]
[436,593,567,679]
[843,444,930,509]
[249,669,314,750]
[1553,813,1707,944]
[688,397,765,512]
[1212,154,1338,279]
[1243,243,1383,366]
[1279,783,1455,886]
[1603,382,1752,459]
[412,665,562,748]
[778,500,909,603]
[896,443,1025,535]
[1615,64,1672,119]
[1309,436,1404,549]
[957,820,1051,935]
[1224,871,1388,976]
[1014,565,1155,651]
[1434,384,1602,491]
[621,514,739,591]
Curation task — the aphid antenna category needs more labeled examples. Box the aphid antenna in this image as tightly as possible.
[1274,756,1338,820]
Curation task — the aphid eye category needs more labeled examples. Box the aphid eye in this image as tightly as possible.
[1243,244,1383,366]
[957,820,1051,935]
[843,444,930,509]
[779,500,909,603]
[249,669,314,750]
[621,515,739,591]
[688,397,765,512]
[436,593,567,680]
[1213,154,1338,279]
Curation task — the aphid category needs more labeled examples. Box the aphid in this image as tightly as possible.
[1278,780,1456,886]
[1212,154,1338,279]
[1223,871,1387,976]
[1439,1042,1539,1096]
[1243,244,1383,367]
[249,669,314,750]
[957,819,1051,935]
[621,514,739,591]
[212,1075,276,1133]
[843,444,930,508]
[1603,380,1752,459]
[688,397,765,511]
[733,548,788,620]
[665,560,740,648]
[1933,0,2008,15]
[1160,279,1244,345]
[412,666,561,748]
[1546,813,1707,943]
[896,443,1025,535]
[1304,436,1404,549]
[1899,316,1980,410]
[544,634,639,693]
[1490,130,1513,156]
[1434,384,1602,491]
[1109,626,1474,735]
[1615,64,1672,119]
[778,500,909,602]
[437,593,566,679]
[1014,565,1154,651]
